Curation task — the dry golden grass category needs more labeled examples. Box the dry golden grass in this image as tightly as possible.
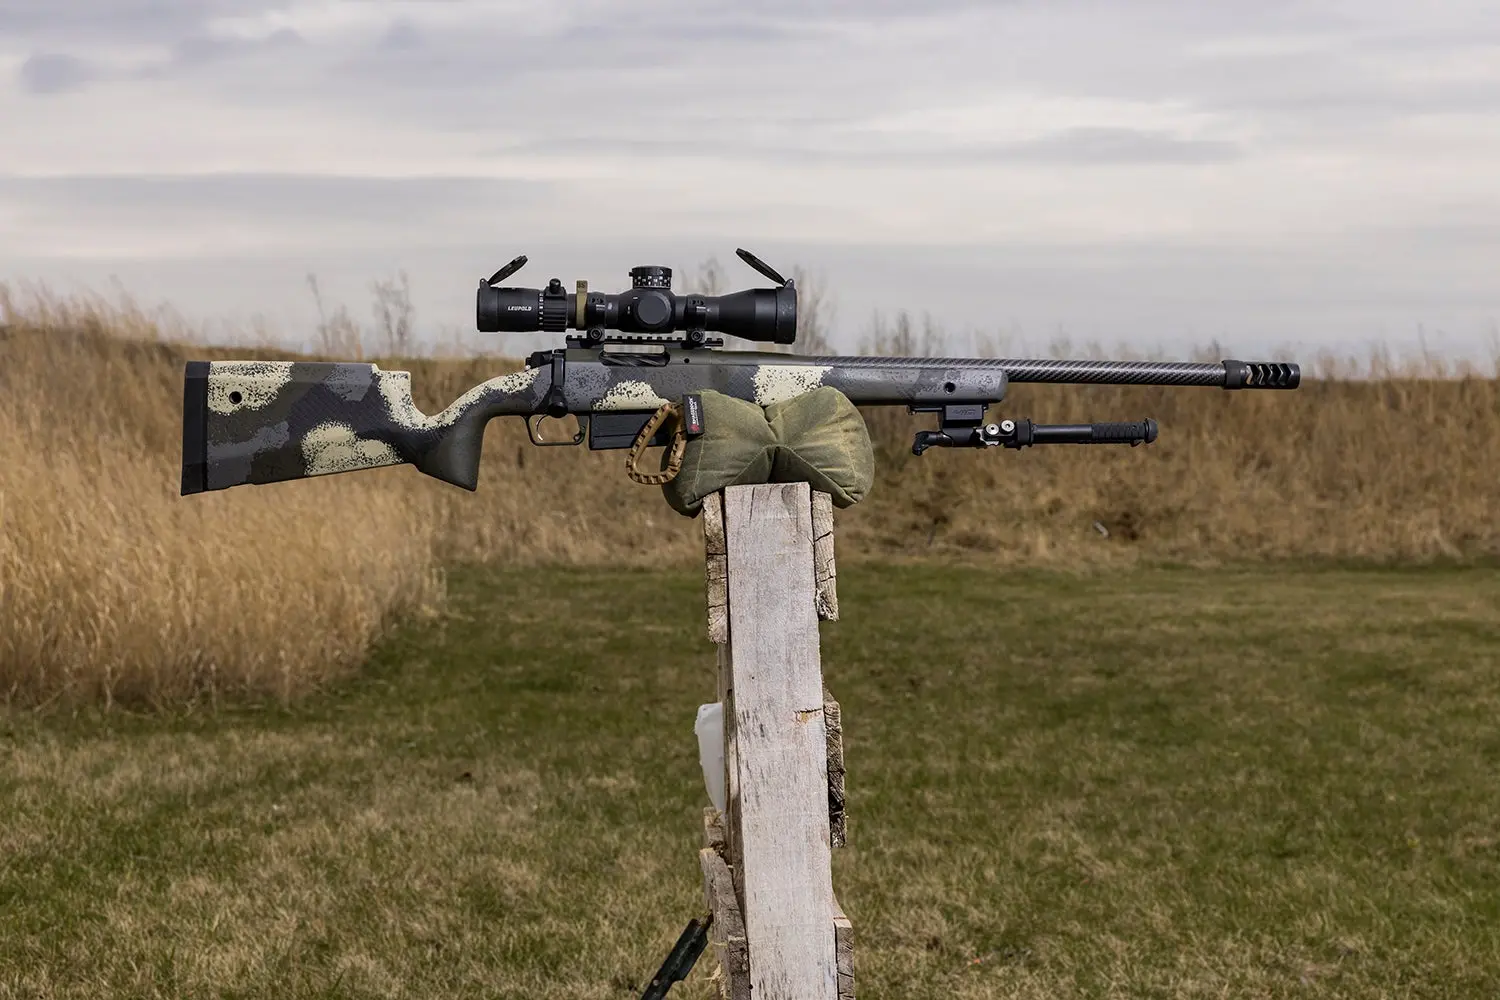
[0,291,442,708]
[3,285,1498,707]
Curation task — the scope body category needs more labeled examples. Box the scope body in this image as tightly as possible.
[476,264,797,344]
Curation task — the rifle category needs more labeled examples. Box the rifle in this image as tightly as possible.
[178,249,1300,496]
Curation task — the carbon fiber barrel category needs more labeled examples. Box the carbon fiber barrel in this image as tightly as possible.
[994,359,1226,385]
[793,357,1299,390]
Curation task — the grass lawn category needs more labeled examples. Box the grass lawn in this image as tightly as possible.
[4,562,1500,999]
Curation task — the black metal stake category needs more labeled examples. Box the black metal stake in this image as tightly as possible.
[640,915,713,999]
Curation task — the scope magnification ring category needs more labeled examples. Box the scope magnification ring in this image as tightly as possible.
[540,291,568,332]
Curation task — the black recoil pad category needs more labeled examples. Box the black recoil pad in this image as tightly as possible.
[180,361,209,496]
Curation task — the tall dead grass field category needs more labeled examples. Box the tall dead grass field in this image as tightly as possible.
[3,290,1498,707]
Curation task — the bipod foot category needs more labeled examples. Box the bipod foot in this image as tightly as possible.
[640,914,712,999]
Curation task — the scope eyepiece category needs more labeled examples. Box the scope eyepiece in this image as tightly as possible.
[475,285,542,332]
[476,255,798,344]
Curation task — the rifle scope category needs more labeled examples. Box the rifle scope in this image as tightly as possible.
[475,249,798,345]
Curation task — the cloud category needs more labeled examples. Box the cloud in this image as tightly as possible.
[496,126,1242,169]
[17,52,95,94]
[0,173,557,256]
[165,26,304,70]
[0,0,279,44]
[8,4,306,96]
[377,17,423,53]
[0,0,1496,357]
[994,128,1242,166]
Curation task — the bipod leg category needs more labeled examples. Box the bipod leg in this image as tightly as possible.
[640,914,713,999]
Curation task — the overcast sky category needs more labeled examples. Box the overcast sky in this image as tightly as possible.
[2,0,1497,358]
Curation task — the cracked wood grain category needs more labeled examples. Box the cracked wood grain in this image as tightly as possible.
[722,483,838,999]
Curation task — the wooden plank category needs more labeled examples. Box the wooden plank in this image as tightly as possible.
[812,490,839,621]
[832,893,855,1000]
[710,490,738,888]
[824,689,846,849]
[704,489,727,556]
[704,807,727,855]
[716,642,743,903]
[723,482,838,1000]
[700,848,751,1000]
[704,491,729,644]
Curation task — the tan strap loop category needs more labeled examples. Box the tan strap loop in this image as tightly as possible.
[625,400,687,485]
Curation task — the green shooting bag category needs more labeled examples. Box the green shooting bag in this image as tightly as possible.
[658,387,875,517]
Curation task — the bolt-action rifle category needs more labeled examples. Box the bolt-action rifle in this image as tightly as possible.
[178,249,1300,496]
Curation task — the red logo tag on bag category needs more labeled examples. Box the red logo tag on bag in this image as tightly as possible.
[683,394,705,437]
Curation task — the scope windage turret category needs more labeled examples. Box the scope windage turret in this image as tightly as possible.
[475,249,799,344]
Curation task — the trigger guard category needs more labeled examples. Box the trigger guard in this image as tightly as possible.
[525,413,587,447]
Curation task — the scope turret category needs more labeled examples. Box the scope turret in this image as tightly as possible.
[630,265,672,289]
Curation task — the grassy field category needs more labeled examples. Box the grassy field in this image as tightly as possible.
[4,562,1499,999]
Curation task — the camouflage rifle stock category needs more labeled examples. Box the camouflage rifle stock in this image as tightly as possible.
[179,250,1301,496]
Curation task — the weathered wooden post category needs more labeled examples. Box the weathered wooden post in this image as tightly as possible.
[699,482,854,1000]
